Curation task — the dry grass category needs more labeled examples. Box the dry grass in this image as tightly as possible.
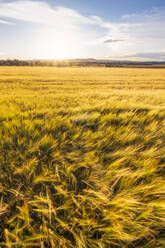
[0,67,165,247]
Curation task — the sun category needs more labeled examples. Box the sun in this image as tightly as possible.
[34,27,84,59]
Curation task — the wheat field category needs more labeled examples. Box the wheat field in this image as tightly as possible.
[0,67,165,247]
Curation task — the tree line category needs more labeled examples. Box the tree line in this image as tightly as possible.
[0,59,165,67]
[0,59,101,67]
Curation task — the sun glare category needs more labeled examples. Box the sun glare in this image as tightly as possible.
[34,27,83,59]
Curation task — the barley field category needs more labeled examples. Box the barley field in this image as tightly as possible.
[0,67,165,248]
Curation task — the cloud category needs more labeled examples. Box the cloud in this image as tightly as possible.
[122,7,165,21]
[0,19,13,24]
[0,1,95,28]
[104,39,124,43]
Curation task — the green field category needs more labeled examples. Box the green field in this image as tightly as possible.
[0,67,165,247]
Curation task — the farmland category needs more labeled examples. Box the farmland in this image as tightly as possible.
[0,67,165,247]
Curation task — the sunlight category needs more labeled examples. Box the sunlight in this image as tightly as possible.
[34,27,84,59]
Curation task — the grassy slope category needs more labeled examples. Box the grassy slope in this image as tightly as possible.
[0,67,165,248]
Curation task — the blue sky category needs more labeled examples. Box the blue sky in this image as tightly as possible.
[0,0,165,60]
[46,0,165,20]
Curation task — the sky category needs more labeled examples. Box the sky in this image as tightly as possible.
[0,0,165,60]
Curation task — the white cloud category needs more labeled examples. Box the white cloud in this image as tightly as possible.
[0,1,95,28]
[0,1,165,59]
[0,19,13,24]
